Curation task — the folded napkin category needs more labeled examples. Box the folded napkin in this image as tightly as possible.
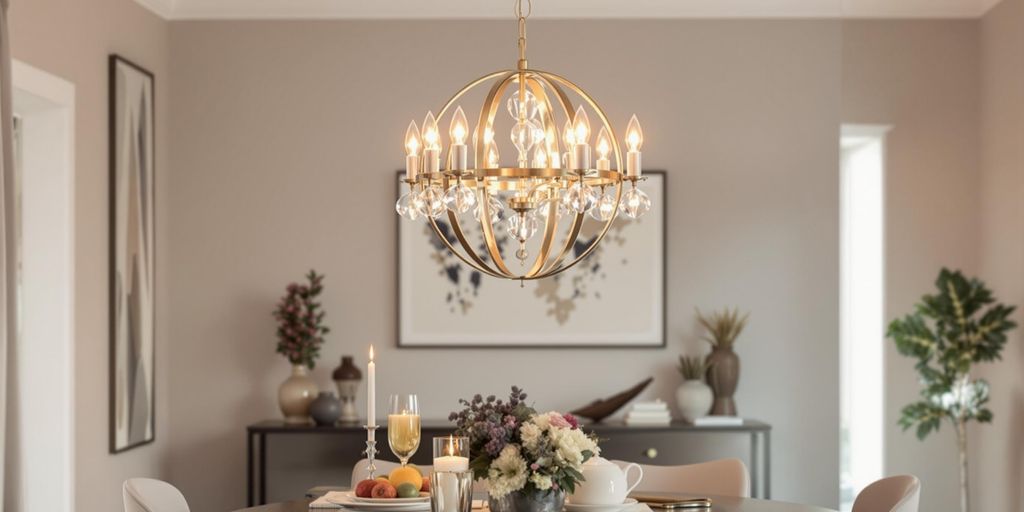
[309,491,349,509]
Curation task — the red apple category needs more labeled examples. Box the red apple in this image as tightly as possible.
[355,479,378,498]
[420,476,430,493]
[371,482,398,499]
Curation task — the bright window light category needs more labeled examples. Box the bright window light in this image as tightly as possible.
[839,125,889,511]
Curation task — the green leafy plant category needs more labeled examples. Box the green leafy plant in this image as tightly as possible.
[696,307,749,349]
[677,355,710,380]
[887,268,1015,512]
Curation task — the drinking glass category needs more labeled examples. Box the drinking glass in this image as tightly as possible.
[388,394,421,466]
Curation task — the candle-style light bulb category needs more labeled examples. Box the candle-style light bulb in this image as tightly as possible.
[625,114,643,177]
[532,146,548,168]
[405,121,421,156]
[449,106,468,145]
[487,146,500,168]
[595,127,611,171]
[422,111,440,151]
[562,120,576,147]
[402,120,422,182]
[573,106,590,145]
[422,111,441,174]
[626,114,644,151]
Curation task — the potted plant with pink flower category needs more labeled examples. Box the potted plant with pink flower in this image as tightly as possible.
[449,387,600,512]
[273,270,330,424]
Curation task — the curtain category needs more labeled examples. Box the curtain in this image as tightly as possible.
[0,0,17,508]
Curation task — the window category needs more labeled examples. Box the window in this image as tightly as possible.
[839,125,889,511]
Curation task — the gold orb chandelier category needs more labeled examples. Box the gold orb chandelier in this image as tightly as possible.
[396,0,650,282]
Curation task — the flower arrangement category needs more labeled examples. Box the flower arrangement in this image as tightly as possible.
[272,270,330,369]
[449,386,600,498]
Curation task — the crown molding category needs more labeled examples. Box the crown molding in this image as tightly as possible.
[134,0,998,20]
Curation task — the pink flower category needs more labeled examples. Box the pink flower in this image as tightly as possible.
[548,412,571,429]
[563,413,580,429]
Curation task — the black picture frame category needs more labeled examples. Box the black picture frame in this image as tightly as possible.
[109,54,157,454]
[396,169,667,349]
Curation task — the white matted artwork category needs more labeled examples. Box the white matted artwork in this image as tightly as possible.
[398,171,665,347]
[109,55,156,453]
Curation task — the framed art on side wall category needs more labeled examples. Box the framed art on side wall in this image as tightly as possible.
[397,170,666,348]
[109,55,156,453]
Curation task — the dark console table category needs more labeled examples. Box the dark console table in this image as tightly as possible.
[246,420,771,506]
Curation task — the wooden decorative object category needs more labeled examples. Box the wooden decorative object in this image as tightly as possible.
[571,377,653,423]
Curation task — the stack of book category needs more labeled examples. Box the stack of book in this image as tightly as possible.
[624,400,672,426]
[692,415,744,426]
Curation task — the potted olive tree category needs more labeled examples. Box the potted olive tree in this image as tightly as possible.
[887,268,1016,512]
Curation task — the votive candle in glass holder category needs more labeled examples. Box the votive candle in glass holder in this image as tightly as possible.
[431,436,471,512]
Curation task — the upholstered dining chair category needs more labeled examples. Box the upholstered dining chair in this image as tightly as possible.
[123,478,190,512]
[611,458,750,498]
[851,475,920,512]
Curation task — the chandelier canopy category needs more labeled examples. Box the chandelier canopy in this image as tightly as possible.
[396,0,651,282]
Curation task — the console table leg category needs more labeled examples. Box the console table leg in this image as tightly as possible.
[247,431,254,507]
[764,430,772,499]
[750,432,761,498]
[259,432,267,505]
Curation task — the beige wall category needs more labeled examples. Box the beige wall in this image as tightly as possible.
[841,20,982,511]
[975,0,1024,509]
[168,19,843,511]
[8,0,171,511]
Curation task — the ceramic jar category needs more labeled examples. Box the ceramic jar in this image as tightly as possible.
[310,391,341,426]
[675,379,713,423]
[279,364,318,424]
[706,346,740,415]
[332,355,362,424]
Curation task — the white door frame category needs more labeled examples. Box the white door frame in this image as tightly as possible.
[11,59,75,512]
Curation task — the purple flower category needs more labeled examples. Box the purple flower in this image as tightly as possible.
[530,463,540,471]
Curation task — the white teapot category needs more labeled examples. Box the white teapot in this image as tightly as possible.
[569,456,644,505]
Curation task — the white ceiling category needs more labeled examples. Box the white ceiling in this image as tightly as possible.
[136,0,1003,20]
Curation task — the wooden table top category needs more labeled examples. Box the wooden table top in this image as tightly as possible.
[233,496,835,512]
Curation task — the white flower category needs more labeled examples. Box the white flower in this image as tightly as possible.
[488,444,528,497]
[530,472,553,491]
[520,422,543,453]
[548,427,599,471]
[531,413,552,430]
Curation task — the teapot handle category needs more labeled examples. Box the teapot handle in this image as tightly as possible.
[624,463,644,495]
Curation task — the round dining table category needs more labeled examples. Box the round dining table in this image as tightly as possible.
[233,496,837,512]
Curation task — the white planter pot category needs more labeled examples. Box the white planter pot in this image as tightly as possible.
[675,379,713,423]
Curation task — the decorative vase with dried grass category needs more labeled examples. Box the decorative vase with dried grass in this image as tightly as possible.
[697,307,749,416]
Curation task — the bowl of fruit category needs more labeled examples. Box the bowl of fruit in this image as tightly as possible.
[353,465,431,503]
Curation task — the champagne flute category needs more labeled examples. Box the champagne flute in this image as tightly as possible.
[388,394,421,467]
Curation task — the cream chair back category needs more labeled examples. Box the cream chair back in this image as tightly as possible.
[611,459,750,498]
[123,478,190,512]
[851,475,920,512]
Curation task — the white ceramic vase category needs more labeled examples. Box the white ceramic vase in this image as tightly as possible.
[675,379,713,423]
[279,364,318,424]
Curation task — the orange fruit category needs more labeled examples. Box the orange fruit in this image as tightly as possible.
[389,466,422,490]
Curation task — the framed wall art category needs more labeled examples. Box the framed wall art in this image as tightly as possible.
[109,55,156,453]
[397,170,666,348]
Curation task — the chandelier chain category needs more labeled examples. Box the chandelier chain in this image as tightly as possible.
[515,0,531,65]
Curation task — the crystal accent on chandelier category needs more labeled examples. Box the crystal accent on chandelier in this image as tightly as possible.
[589,190,618,221]
[475,193,505,224]
[507,212,539,242]
[417,186,446,219]
[564,182,596,214]
[621,187,651,219]
[511,120,541,164]
[443,181,477,214]
[396,192,425,221]
[507,90,539,121]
